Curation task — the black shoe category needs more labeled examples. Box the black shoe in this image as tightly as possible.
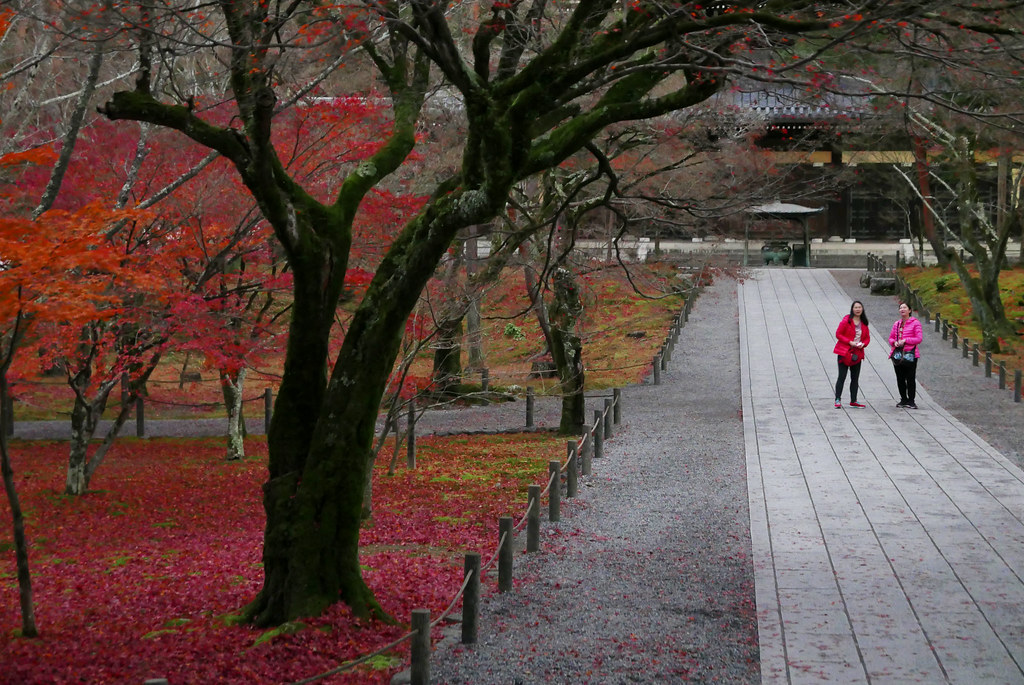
[897,400,908,407]
[906,402,917,409]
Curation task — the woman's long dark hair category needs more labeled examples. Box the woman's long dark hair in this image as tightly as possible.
[849,300,869,326]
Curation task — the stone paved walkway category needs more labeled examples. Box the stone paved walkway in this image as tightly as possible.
[742,268,1024,684]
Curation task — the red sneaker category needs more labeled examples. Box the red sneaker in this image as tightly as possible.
[849,402,866,408]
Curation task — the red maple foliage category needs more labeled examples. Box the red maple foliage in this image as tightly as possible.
[0,432,564,683]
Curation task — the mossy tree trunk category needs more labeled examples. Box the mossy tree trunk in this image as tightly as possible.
[549,268,586,434]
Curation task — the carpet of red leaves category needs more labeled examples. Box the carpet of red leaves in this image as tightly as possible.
[1,433,563,684]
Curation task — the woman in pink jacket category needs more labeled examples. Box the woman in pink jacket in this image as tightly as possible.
[888,302,923,408]
[833,301,870,408]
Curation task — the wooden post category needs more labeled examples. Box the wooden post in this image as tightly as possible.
[526,486,540,553]
[498,516,513,593]
[526,388,535,428]
[566,441,578,498]
[613,388,622,425]
[985,352,992,378]
[652,356,661,385]
[407,403,416,469]
[1015,370,1022,403]
[136,397,145,438]
[263,387,273,433]
[971,343,979,367]
[935,314,941,333]
[942,319,948,339]
[603,398,613,439]
[962,338,969,358]
[580,431,592,477]
[951,326,958,348]
[593,412,604,460]
[410,609,431,685]
[548,461,560,522]
[1000,361,1007,389]
[462,553,480,643]
[663,343,672,365]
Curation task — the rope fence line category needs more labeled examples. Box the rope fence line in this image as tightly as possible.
[280,292,700,685]
[867,253,1024,405]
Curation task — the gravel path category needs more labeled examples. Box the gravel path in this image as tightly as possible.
[428,278,758,684]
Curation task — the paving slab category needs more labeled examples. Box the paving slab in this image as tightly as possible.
[741,268,1024,684]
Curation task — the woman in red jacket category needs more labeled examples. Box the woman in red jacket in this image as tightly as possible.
[833,301,870,408]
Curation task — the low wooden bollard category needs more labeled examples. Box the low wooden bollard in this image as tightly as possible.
[498,517,513,593]
[653,356,662,385]
[1000,362,1007,389]
[566,442,578,498]
[663,343,672,365]
[548,461,561,522]
[410,609,430,685]
[603,398,613,439]
[526,388,535,427]
[407,403,416,469]
[593,412,604,460]
[526,486,540,553]
[580,431,592,477]
[962,338,969,358]
[942,319,948,339]
[263,388,273,433]
[934,314,941,333]
[462,553,480,643]
[984,351,991,376]
[136,398,145,438]
[1015,371,1022,403]
[951,326,958,348]
[613,388,621,425]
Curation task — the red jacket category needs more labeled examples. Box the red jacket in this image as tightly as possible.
[833,315,870,356]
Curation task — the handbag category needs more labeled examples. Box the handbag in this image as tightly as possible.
[841,348,861,366]
[891,321,913,367]
[891,349,912,366]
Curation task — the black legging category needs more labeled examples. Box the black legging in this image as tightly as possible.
[835,357,862,403]
[895,357,918,403]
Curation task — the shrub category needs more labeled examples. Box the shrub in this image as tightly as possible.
[503,322,526,340]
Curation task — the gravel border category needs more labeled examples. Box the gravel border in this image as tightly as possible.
[426,278,758,684]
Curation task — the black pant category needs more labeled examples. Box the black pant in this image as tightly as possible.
[835,357,861,402]
[895,357,918,403]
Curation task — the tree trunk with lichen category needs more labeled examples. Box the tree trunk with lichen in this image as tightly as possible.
[221,367,247,461]
[549,268,586,434]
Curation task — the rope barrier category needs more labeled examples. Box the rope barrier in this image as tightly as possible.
[287,632,414,685]
[282,291,691,685]
[481,530,507,573]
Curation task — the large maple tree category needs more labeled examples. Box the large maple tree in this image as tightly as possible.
[85,1,1023,625]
